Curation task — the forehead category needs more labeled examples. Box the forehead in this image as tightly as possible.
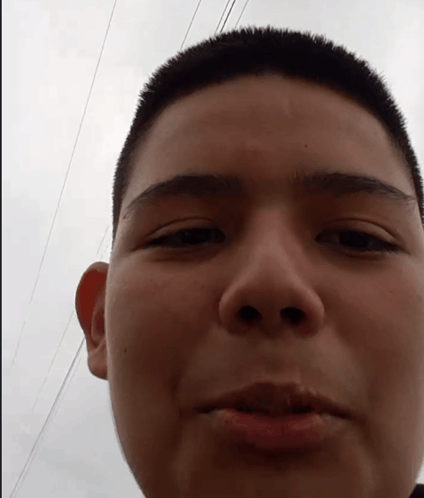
[126,75,412,206]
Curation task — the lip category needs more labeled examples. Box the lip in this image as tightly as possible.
[196,381,350,419]
[201,408,345,453]
[196,381,350,453]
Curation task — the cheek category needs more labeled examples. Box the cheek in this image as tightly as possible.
[325,261,424,392]
[107,268,214,363]
[104,269,215,492]
[104,266,217,421]
[336,268,424,480]
[358,272,424,395]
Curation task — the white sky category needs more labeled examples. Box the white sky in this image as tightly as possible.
[3,0,424,496]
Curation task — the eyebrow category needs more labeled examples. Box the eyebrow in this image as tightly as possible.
[122,170,417,221]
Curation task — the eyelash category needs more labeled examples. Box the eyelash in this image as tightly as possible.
[146,227,401,254]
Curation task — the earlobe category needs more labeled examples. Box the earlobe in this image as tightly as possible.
[75,262,109,380]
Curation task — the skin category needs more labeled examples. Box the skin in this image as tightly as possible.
[75,75,424,498]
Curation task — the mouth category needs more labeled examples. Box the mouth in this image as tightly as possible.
[196,381,349,419]
[196,381,349,452]
[233,404,315,416]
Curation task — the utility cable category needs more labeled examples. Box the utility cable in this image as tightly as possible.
[219,0,237,33]
[10,0,204,490]
[10,236,111,498]
[180,0,203,51]
[215,0,232,34]
[234,0,251,29]
[9,338,85,498]
[27,225,110,420]
[9,0,118,369]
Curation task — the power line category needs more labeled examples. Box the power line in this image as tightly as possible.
[219,0,237,33]
[10,338,85,498]
[27,0,204,424]
[10,234,111,498]
[215,0,232,34]
[9,0,213,491]
[28,312,74,418]
[235,0,251,29]
[95,225,110,258]
[180,0,203,51]
[11,0,245,492]
[9,0,118,370]
[27,226,110,419]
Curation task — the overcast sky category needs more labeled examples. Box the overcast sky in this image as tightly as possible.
[3,0,424,496]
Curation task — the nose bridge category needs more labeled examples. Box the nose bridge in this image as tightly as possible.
[219,210,323,335]
[239,208,305,279]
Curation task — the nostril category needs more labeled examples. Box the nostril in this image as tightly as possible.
[282,307,305,326]
[237,306,305,326]
[239,306,261,323]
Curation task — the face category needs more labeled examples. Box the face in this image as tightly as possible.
[76,75,424,498]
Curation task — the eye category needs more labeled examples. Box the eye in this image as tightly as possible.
[146,227,401,254]
[318,230,401,254]
[147,227,226,248]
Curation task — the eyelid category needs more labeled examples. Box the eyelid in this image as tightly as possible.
[145,218,216,240]
[322,219,399,244]
[146,228,402,258]
[318,229,399,251]
[143,216,404,254]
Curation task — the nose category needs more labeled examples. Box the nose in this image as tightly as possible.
[218,228,325,338]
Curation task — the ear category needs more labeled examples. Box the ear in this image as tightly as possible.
[75,261,109,380]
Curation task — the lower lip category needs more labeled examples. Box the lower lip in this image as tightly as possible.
[202,408,344,452]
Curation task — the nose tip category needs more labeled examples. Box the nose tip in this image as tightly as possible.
[238,305,306,327]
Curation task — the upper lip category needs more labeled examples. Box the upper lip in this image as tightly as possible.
[197,381,349,418]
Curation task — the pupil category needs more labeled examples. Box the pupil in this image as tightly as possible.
[340,231,368,248]
[293,406,311,413]
[181,229,211,245]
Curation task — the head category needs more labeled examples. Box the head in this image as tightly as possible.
[75,26,424,498]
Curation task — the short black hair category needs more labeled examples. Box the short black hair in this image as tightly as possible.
[112,25,423,243]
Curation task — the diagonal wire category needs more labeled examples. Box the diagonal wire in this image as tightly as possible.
[234,0,251,29]
[25,0,213,428]
[180,0,203,51]
[219,0,237,33]
[10,0,222,494]
[10,237,111,498]
[27,311,74,418]
[215,0,232,34]
[9,338,85,498]
[25,0,204,417]
[27,225,110,419]
[22,0,245,456]
[9,0,118,370]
